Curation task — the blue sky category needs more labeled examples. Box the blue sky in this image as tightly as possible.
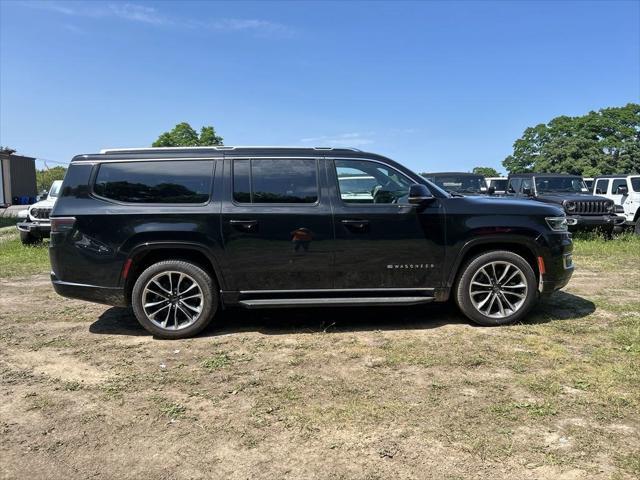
[1,0,639,173]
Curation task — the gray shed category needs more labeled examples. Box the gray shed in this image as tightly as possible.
[0,151,37,206]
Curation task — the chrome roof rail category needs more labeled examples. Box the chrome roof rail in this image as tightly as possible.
[99,146,362,154]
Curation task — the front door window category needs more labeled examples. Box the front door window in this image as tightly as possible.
[335,159,413,204]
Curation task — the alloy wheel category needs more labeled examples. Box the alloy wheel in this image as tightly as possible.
[468,261,528,319]
[142,271,204,330]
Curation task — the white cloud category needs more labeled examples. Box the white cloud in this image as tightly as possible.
[23,1,292,37]
[108,3,166,25]
[299,133,375,148]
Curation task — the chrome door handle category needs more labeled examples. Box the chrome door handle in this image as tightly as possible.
[341,219,369,231]
[229,219,258,232]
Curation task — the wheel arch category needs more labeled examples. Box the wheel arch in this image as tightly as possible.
[447,238,540,290]
[123,242,225,305]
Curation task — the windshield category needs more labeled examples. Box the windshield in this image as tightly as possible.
[488,179,508,190]
[631,177,640,192]
[429,175,485,194]
[49,181,62,198]
[535,176,588,194]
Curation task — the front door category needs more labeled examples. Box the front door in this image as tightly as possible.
[328,158,445,290]
[220,157,334,291]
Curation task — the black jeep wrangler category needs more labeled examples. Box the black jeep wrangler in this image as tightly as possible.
[506,173,623,233]
[50,147,574,339]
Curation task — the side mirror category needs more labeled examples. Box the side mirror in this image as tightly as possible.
[616,185,628,195]
[522,187,532,196]
[487,186,496,195]
[408,184,435,205]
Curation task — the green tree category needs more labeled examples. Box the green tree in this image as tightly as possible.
[472,166,500,177]
[36,166,67,192]
[152,122,223,147]
[503,103,640,176]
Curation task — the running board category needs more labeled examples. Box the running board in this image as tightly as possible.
[238,296,434,309]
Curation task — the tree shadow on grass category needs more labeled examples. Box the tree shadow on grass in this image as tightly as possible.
[89,291,595,338]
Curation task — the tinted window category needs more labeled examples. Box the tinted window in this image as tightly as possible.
[335,159,413,204]
[595,179,609,194]
[94,161,212,204]
[534,177,586,193]
[507,178,521,193]
[489,179,508,190]
[233,159,318,204]
[631,177,640,192]
[232,159,251,203]
[521,178,533,192]
[612,179,627,194]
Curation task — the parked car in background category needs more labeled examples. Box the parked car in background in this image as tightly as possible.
[337,174,377,203]
[50,146,573,338]
[583,177,594,191]
[592,174,640,234]
[506,173,623,234]
[486,176,508,195]
[422,172,487,196]
[16,180,63,244]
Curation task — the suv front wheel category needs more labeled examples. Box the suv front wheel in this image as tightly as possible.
[455,250,537,326]
[131,260,217,339]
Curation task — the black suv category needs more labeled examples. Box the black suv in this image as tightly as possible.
[422,172,489,196]
[50,147,574,339]
[506,173,623,233]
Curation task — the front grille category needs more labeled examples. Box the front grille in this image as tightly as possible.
[31,208,52,219]
[572,201,609,215]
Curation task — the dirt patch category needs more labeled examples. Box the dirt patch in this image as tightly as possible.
[0,259,639,479]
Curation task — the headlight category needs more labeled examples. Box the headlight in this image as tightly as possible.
[545,216,568,232]
[564,201,576,212]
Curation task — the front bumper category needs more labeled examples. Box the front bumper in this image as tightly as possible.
[566,214,624,231]
[538,233,574,295]
[17,220,51,237]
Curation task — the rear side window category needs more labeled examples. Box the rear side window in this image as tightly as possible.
[93,160,212,204]
[233,159,318,204]
[595,179,609,194]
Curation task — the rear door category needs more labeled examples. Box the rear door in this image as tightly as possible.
[219,156,334,291]
[328,157,445,289]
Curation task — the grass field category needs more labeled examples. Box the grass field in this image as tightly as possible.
[0,228,638,479]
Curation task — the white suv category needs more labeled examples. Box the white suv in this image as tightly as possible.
[592,175,640,234]
[16,180,63,244]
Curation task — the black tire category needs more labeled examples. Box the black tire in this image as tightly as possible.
[19,230,41,245]
[131,260,217,339]
[635,220,640,236]
[455,250,538,326]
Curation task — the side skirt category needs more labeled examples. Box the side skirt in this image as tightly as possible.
[221,288,443,308]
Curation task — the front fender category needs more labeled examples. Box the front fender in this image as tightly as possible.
[445,232,543,288]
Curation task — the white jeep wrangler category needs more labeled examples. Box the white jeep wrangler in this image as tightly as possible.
[592,175,640,234]
[16,180,63,244]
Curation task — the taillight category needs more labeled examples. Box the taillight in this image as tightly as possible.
[51,217,76,233]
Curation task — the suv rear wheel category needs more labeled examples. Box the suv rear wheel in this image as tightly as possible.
[131,260,217,339]
[455,250,537,326]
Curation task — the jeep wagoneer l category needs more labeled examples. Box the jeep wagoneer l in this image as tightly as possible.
[50,147,574,338]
